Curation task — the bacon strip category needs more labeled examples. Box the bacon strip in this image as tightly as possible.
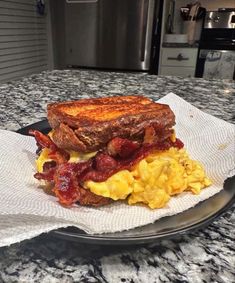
[53,163,82,206]
[53,162,112,206]
[29,130,69,164]
[34,168,56,182]
[82,137,183,183]
[29,130,57,150]
[143,126,156,144]
[107,137,140,158]
[32,130,184,206]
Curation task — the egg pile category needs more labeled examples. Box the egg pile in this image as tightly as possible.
[36,146,211,209]
[85,148,211,209]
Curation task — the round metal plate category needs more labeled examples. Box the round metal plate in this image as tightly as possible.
[17,120,235,245]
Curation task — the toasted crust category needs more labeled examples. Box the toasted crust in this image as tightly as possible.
[47,95,175,152]
[47,95,152,128]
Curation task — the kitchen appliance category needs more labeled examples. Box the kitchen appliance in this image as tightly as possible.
[195,10,235,79]
[65,0,162,72]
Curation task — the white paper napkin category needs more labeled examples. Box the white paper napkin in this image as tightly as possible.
[0,93,234,247]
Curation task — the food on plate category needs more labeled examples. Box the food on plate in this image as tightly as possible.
[30,95,211,208]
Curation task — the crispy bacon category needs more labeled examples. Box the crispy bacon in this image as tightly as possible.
[82,147,151,183]
[53,163,81,206]
[94,152,118,172]
[29,130,69,164]
[34,168,56,182]
[32,129,184,206]
[83,145,148,182]
[48,150,69,164]
[107,137,140,158]
[29,130,57,150]
[174,138,184,149]
[34,161,57,182]
[143,126,156,144]
[82,137,184,182]
[143,126,174,144]
[43,161,57,172]
[53,162,111,206]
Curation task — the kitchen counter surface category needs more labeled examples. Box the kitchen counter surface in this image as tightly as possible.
[0,70,234,283]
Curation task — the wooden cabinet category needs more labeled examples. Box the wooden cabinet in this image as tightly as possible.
[160,66,196,77]
[159,47,198,77]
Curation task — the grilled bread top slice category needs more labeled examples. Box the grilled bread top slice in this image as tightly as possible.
[48,95,152,128]
[47,95,175,152]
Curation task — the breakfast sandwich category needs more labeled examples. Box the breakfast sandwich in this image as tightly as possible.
[30,95,211,208]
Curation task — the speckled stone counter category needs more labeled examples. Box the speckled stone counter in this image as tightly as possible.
[0,70,234,283]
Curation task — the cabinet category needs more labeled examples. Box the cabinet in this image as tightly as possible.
[159,47,198,77]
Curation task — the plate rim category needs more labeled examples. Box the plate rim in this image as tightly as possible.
[17,120,235,244]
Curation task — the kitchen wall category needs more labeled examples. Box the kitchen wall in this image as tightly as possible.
[0,0,52,83]
[199,0,235,10]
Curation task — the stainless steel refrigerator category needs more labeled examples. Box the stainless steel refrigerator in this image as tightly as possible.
[65,0,162,71]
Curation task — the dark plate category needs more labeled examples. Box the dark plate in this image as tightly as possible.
[17,120,235,245]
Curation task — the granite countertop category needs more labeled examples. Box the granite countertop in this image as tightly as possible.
[0,70,234,283]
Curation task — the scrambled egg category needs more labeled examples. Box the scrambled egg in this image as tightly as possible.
[36,147,211,209]
[85,148,211,209]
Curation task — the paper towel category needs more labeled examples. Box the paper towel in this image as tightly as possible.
[0,93,234,247]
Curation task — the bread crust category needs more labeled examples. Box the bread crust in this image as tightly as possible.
[47,95,175,152]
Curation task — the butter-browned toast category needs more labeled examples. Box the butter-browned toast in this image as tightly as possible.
[47,95,175,152]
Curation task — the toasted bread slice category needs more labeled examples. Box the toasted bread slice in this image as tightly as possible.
[47,95,175,152]
[47,95,152,128]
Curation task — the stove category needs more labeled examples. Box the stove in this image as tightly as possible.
[195,10,235,79]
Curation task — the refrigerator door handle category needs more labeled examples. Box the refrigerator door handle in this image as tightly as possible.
[140,0,149,61]
[140,0,155,62]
